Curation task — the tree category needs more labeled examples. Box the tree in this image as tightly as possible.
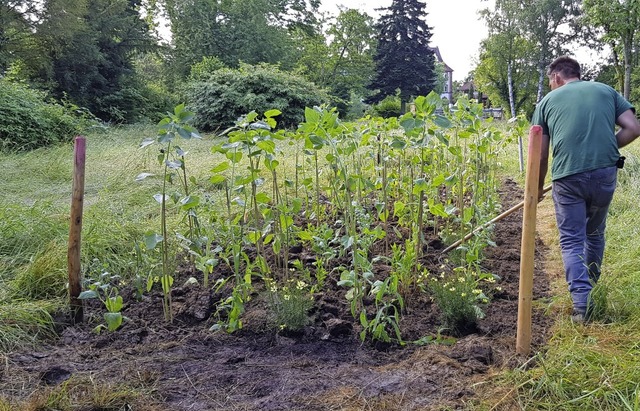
[582,0,640,99]
[188,63,328,131]
[474,34,538,118]
[366,0,436,113]
[33,0,157,122]
[0,1,38,74]
[480,0,527,118]
[166,0,320,77]
[326,9,376,96]
[518,0,580,103]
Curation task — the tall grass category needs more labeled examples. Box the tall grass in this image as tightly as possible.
[0,299,59,352]
[0,125,218,347]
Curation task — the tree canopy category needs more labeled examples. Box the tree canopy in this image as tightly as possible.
[5,0,640,133]
[366,0,436,113]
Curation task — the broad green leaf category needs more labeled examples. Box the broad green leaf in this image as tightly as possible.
[140,138,155,148]
[400,117,424,133]
[245,111,259,123]
[135,172,154,181]
[221,141,241,150]
[463,207,474,223]
[412,178,429,194]
[209,175,226,184]
[304,107,321,124]
[435,132,449,146]
[360,310,368,327]
[255,192,271,204]
[247,231,261,244]
[177,127,192,139]
[390,138,407,149]
[231,197,245,207]
[104,312,123,331]
[78,290,98,300]
[306,134,325,149]
[180,195,200,210]
[211,162,230,173]
[431,173,446,187]
[143,232,163,250]
[341,235,354,250]
[264,156,279,171]
[291,198,302,213]
[173,103,186,116]
[250,121,271,131]
[158,131,174,144]
[428,201,448,218]
[106,295,123,312]
[166,160,182,169]
[226,151,243,163]
[434,115,452,129]
[265,109,282,118]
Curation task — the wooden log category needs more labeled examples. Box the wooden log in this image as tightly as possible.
[516,125,543,355]
[68,136,86,325]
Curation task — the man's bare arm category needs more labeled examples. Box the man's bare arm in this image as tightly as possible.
[616,109,640,148]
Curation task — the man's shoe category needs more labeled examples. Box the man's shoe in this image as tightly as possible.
[571,311,587,324]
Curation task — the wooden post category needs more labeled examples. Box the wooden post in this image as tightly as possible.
[516,125,543,355]
[68,136,86,324]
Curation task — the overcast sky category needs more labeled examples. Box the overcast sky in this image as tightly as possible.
[318,0,496,82]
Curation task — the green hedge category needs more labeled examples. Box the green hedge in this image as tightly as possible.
[187,63,328,131]
[0,80,93,151]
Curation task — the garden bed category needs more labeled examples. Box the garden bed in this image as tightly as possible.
[1,178,553,410]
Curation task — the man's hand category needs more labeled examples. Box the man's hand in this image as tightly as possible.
[538,186,546,202]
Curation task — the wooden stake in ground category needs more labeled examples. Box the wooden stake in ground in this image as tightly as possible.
[68,136,86,324]
[516,125,543,355]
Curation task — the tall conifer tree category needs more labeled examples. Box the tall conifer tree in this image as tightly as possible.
[366,0,436,113]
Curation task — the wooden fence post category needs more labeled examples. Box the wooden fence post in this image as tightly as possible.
[68,136,86,324]
[516,125,542,355]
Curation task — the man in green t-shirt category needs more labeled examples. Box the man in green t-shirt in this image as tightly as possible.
[532,55,640,323]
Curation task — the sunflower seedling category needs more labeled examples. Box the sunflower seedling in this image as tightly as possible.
[78,273,127,333]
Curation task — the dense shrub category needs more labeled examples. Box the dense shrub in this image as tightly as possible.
[0,80,94,151]
[188,56,227,82]
[94,83,180,124]
[367,95,402,118]
[188,63,328,131]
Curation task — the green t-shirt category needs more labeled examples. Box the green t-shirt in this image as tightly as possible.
[531,80,632,180]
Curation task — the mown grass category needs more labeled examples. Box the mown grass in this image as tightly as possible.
[0,374,165,411]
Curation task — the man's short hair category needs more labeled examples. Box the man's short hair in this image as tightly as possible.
[547,56,581,79]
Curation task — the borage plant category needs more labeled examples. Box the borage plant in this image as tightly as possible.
[265,278,314,333]
[426,265,493,336]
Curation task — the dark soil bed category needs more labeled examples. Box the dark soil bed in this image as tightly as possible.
[0,179,553,410]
